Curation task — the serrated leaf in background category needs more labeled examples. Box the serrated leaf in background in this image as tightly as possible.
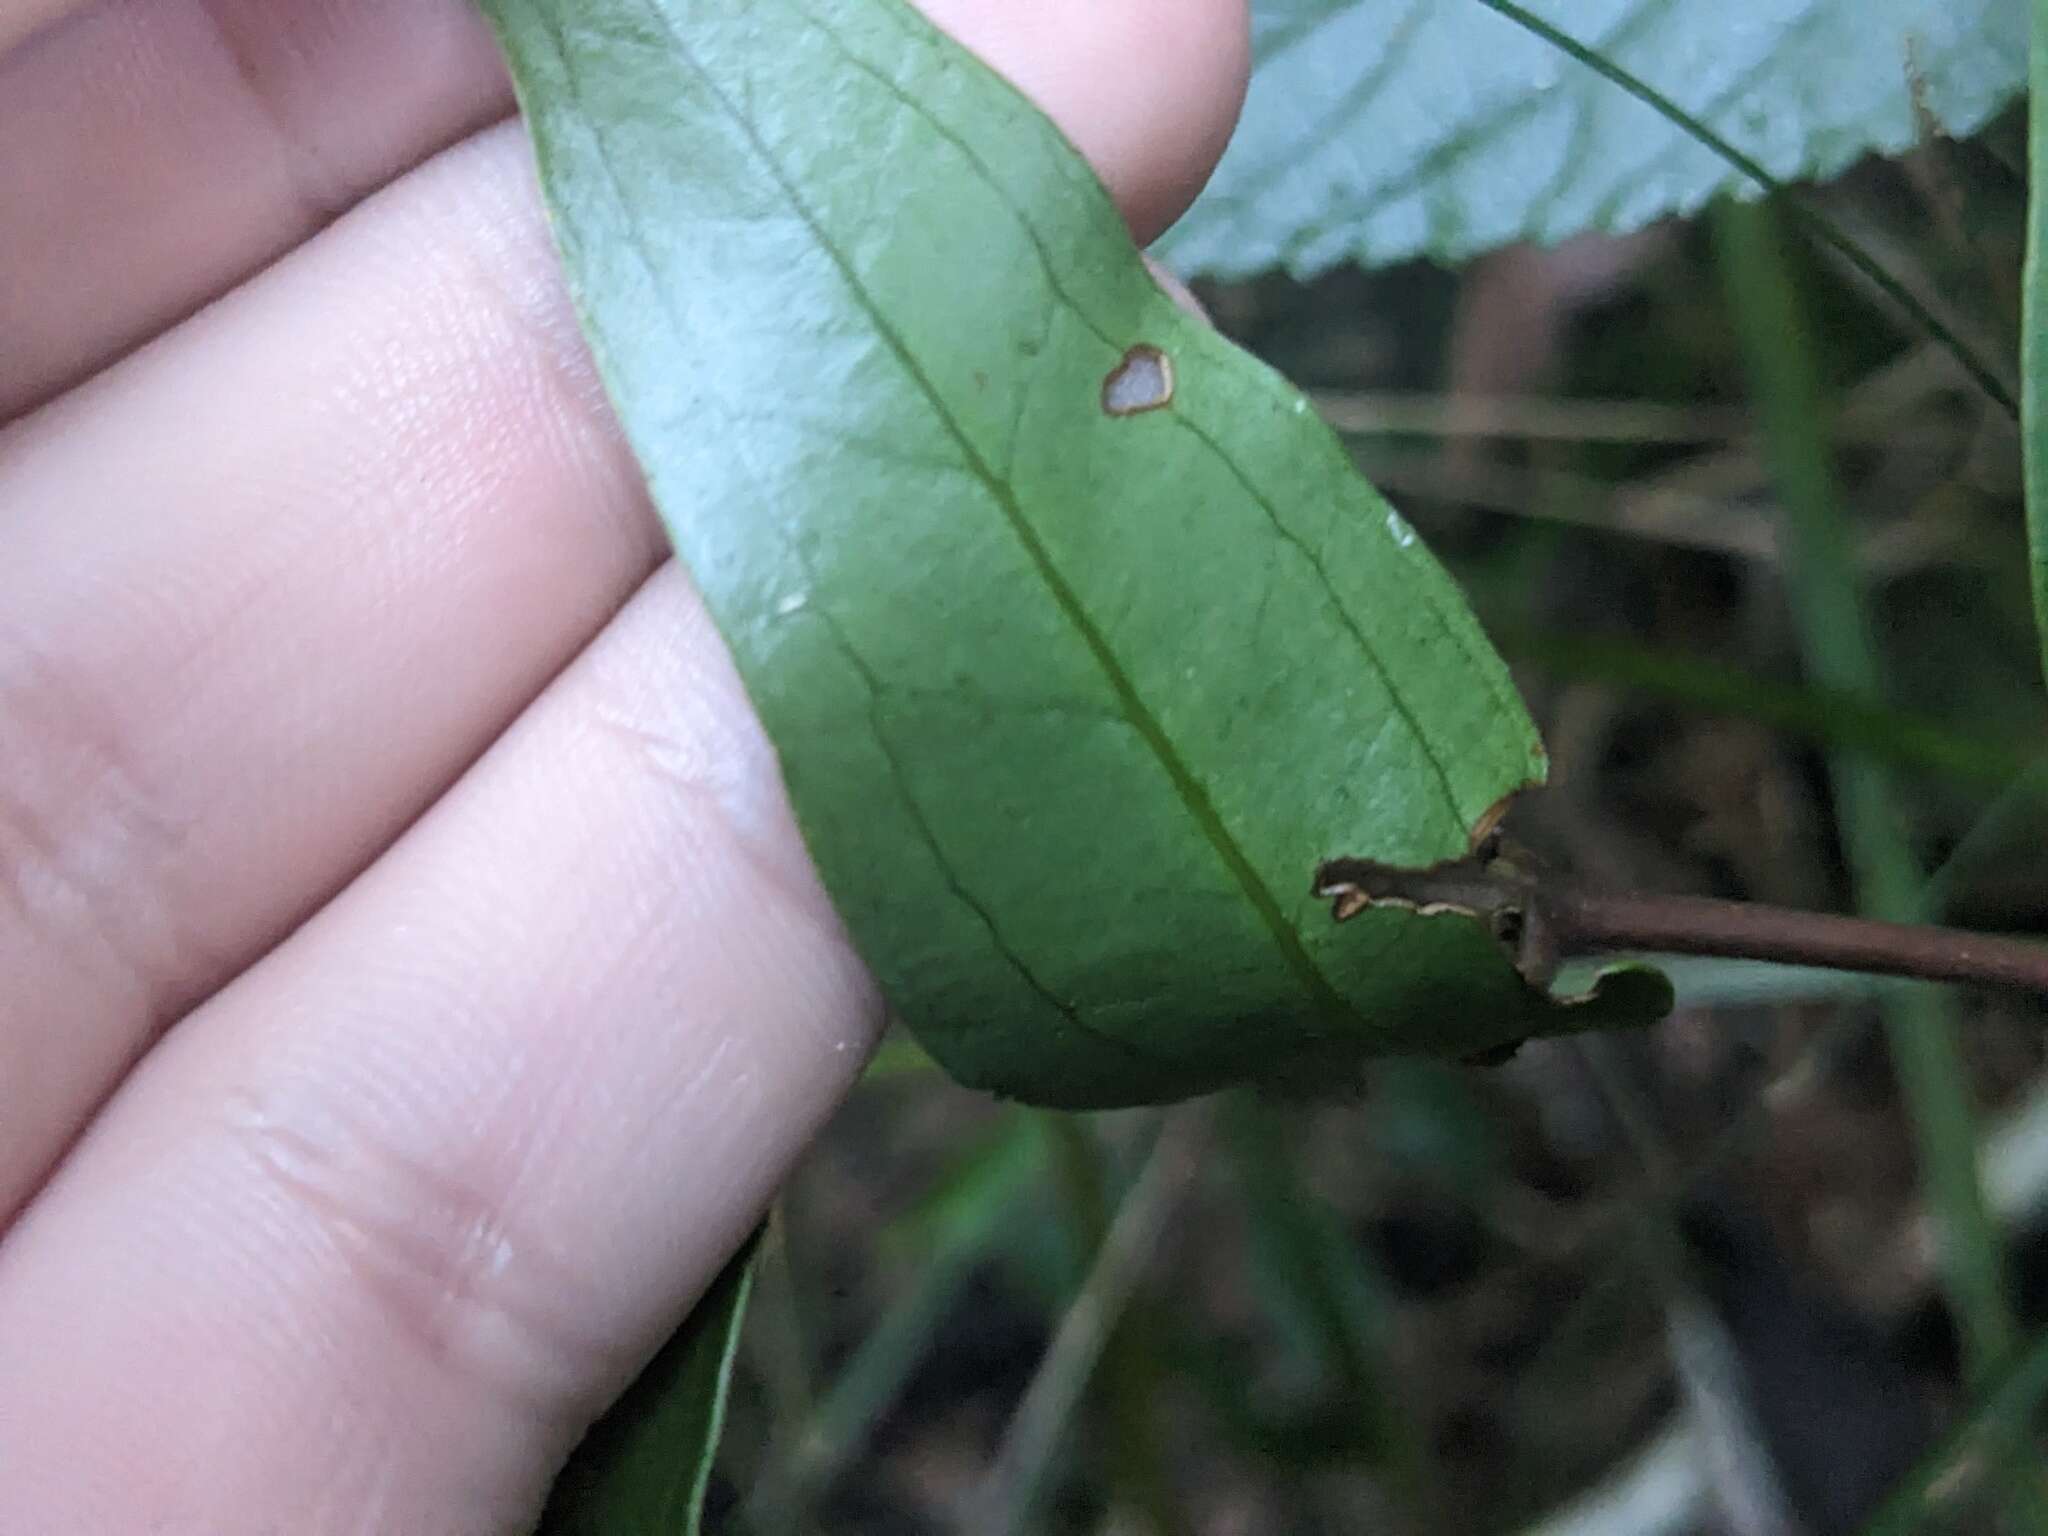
[1161,0,2024,278]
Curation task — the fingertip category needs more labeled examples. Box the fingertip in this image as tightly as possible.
[913,0,1249,244]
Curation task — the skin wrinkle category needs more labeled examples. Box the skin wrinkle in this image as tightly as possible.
[0,613,211,1036]
[0,0,511,418]
[222,1080,624,1432]
[194,0,362,229]
[324,137,645,573]
[565,568,888,1080]
[0,526,320,1168]
[142,774,790,1523]
[274,569,871,1435]
[434,181,636,509]
[582,694,850,948]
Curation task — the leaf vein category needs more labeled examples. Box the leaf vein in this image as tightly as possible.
[1172,413,1464,819]
[646,0,1363,1029]
[792,581,1178,1076]
[801,7,1513,821]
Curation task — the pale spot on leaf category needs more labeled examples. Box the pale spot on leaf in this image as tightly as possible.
[1101,344,1174,416]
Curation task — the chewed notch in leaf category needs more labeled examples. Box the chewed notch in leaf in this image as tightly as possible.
[1316,841,1673,1054]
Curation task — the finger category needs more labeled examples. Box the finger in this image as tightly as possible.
[0,125,664,1225]
[0,0,1248,1225]
[0,0,1249,424]
[916,0,1249,244]
[0,0,511,419]
[0,0,74,58]
[0,564,883,1532]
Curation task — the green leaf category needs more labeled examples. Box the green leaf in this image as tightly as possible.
[1161,0,2025,279]
[477,0,1669,1108]
[539,1235,758,1536]
[1860,1321,2048,1535]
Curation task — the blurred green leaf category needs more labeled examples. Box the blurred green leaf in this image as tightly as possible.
[1363,1061,1501,1195]
[750,1134,1039,1527]
[1225,1099,1401,1441]
[478,0,1669,1110]
[1717,197,2048,1535]
[1862,1322,2048,1535]
[1164,0,2024,279]
[855,1026,942,1087]
[1504,628,2040,787]
[884,1110,1038,1260]
[540,1236,758,1536]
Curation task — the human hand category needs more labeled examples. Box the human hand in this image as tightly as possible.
[0,1,1245,1527]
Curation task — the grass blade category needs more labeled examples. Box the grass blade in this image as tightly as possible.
[973,1109,1207,1534]
[2027,0,2048,684]
[1714,197,2048,1535]
[1860,1323,2048,1535]
[745,1126,1037,1528]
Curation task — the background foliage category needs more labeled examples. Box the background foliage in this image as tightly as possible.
[1163,0,2025,277]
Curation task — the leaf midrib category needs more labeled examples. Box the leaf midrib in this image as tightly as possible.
[815,2,1514,817]
[517,11,1187,1058]
[630,0,1366,1032]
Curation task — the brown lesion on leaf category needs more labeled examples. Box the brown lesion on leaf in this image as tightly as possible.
[1101,344,1174,416]
[1316,835,1565,1066]
[1327,885,1374,923]
[1315,831,1560,994]
[1318,789,1676,1058]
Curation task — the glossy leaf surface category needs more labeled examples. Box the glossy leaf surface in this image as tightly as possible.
[478,0,1667,1107]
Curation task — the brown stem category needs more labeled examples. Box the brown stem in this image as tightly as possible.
[1315,853,2048,1000]
[1548,888,2048,996]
